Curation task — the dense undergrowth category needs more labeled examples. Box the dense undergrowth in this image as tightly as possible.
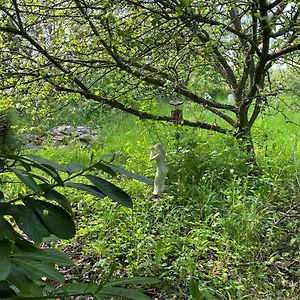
[20,98,300,299]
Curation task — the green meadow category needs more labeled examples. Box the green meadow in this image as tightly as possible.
[24,94,300,299]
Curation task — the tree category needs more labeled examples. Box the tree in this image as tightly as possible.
[0,0,299,162]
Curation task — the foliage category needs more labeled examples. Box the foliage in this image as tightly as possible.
[0,0,299,161]
[0,109,19,156]
[42,103,298,299]
[0,111,158,299]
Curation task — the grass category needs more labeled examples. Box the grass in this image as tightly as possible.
[21,96,300,299]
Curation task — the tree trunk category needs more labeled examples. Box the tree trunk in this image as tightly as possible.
[235,129,259,173]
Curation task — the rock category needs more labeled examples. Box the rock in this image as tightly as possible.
[50,125,96,146]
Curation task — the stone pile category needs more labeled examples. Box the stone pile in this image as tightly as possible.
[50,125,96,146]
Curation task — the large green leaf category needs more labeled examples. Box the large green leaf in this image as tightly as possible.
[24,198,75,239]
[108,164,153,185]
[44,189,73,214]
[25,154,69,172]
[11,205,50,243]
[56,283,98,295]
[0,203,12,216]
[66,162,84,174]
[0,257,10,281]
[12,258,64,283]
[0,281,16,298]
[57,283,153,300]
[99,287,151,300]
[7,265,43,296]
[19,156,64,185]
[13,247,72,266]
[89,161,116,177]
[65,182,105,198]
[0,240,12,257]
[0,217,14,240]
[85,175,132,208]
[12,169,42,193]
[30,161,64,186]
[106,277,159,287]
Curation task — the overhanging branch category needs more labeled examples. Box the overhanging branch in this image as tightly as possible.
[49,80,230,134]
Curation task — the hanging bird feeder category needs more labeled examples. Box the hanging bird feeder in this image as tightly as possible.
[169,99,183,125]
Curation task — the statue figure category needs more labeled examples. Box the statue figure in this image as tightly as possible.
[150,143,168,197]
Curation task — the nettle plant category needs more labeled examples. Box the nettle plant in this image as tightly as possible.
[0,152,156,299]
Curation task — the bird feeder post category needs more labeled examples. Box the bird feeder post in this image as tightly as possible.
[169,99,183,152]
[169,99,183,125]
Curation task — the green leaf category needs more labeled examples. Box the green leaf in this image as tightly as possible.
[101,154,128,162]
[24,198,75,239]
[180,0,191,7]
[0,240,13,257]
[12,258,65,283]
[44,189,73,214]
[108,164,153,185]
[85,175,132,208]
[66,162,84,174]
[175,6,183,16]
[202,288,214,300]
[90,161,116,177]
[0,203,11,216]
[99,287,151,300]
[7,265,43,296]
[12,169,42,193]
[0,258,11,281]
[13,248,72,266]
[65,182,105,198]
[57,283,98,295]
[0,281,16,298]
[189,280,203,300]
[19,156,64,185]
[31,161,64,185]
[0,217,14,240]
[16,158,32,172]
[25,155,68,172]
[11,205,50,243]
[106,277,159,287]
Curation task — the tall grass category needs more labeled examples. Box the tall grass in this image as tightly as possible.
[23,96,300,299]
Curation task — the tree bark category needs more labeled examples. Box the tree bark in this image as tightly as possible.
[235,129,259,172]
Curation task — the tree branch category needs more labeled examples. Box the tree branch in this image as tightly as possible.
[48,79,230,134]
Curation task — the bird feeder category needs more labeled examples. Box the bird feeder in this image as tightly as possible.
[169,99,183,125]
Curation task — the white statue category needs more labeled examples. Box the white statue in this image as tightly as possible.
[150,143,168,197]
